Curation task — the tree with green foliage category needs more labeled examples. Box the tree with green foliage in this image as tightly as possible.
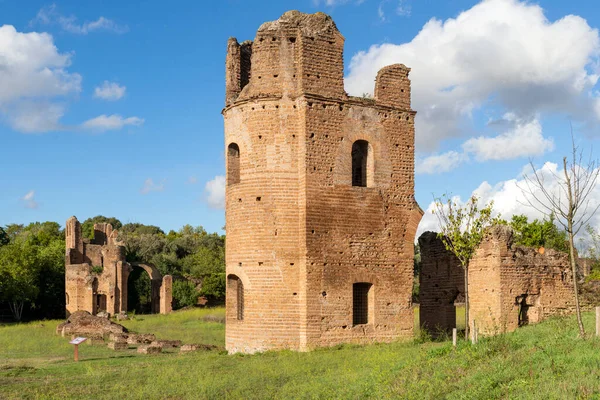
[81,216,122,239]
[4,224,24,241]
[0,227,8,246]
[121,223,164,236]
[507,214,568,252]
[172,280,200,309]
[200,273,226,301]
[0,222,66,320]
[521,136,600,338]
[0,241,41,321]
[433,194,497,340]
[182,247,224,279]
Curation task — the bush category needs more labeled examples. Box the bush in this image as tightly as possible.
[200,273,226,301]
[91,265,104,274]
[172,280,200,309]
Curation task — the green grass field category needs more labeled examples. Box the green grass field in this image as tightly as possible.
[2,307,600,399]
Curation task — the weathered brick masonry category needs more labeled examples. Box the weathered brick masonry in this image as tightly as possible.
[65,216,172,317]
[224,11,422,353]
[419,226,579,336]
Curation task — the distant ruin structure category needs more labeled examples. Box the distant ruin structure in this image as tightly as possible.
[419,226,579,336]
[223,11,422,353]
[65,216,172,317]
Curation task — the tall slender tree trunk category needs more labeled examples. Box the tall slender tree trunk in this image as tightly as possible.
[464,262,470,341]
[563,157,586,338]
[568,228,585,337]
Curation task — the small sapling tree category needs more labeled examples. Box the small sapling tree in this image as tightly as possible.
[520,134,600,338]
[432,194,497,340]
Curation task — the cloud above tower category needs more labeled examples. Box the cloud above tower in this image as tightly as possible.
[345,0,600,153]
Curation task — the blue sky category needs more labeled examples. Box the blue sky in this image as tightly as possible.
[1,0,599,236]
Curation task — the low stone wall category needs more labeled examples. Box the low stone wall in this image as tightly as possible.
[420,226,581,336]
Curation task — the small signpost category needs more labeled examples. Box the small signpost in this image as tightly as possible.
[69,337,87,361]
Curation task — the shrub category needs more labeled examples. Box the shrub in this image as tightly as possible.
[172,280,200,309]
[91,265,104,274]
[200,273,226,301]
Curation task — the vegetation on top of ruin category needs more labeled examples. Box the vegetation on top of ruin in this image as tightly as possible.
[90,265,104,274]
[499,214,569,253]
[81,216,123,240]
[1,307,600,399]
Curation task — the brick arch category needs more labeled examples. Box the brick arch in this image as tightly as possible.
[225,265,252,289]
[130,262,162,280]
[333,111,392,188]
[127,262,166,314]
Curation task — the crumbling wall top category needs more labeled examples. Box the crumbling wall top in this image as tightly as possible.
[257,10,340,36]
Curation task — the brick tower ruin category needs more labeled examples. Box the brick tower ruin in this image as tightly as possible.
[223,11,422,353]
[65,216,172,317]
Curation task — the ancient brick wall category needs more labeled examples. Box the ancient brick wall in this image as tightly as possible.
[471,226,577,335]
[418,232,464,335]
[224,11,422,353]
[64,217,172,317]
[419,226,578,337]
[160,275,173,314]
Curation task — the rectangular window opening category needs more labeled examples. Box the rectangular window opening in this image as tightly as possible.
[353,282,372,326]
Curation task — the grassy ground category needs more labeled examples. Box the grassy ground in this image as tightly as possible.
[1,307,600,399]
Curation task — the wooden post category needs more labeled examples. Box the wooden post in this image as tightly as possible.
[596,306,600,337]
[452,328,457,347]
[471,320,476,344]
[69,337,87,361]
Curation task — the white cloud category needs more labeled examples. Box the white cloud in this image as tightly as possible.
[463,116,554,162]
[417,161,600,246]
[32,5,128,35]
[0,25,81,133]
[205,176,225,209]
[94,81,126,101]
[345,0,600,151]
[20,190,39,209]
[417,116,554,173]
[416,151,468,174]
[5,101,65,133]
[140,178,165,195]
[82,114,144,132]
[187,176,198,184]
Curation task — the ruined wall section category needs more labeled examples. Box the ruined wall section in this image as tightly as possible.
[418,232,464,334]
[472,226,576,335]
[160,275,173,314]
[420,226,579,337]
[302,97,420,348]
[374,64,412,109]
[467,229,504,335]
[225,38,253,106]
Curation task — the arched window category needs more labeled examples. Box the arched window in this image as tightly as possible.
[353,282,373,325]
[228,143,240,185]
[227,274,244,320]
[352,140,372,187]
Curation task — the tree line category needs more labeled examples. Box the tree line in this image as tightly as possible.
[0,216,225,321]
